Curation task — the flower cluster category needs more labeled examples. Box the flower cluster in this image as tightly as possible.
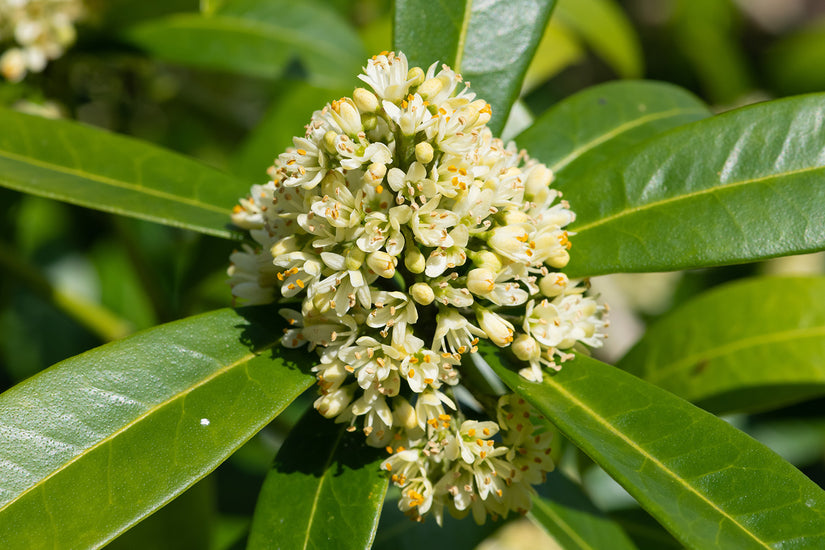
[0,0,85,82]
[229,52,606,522]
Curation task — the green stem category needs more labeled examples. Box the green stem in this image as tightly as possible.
[0,240,133,342]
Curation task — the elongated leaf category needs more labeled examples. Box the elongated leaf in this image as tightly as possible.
[554,0,643,79]
[0,107,245,239]
[0,307,314,549]
[521,20,585,92]
[563,94,825,277]
[394,0,557,134]
[530,471,638,550]
[610,508,682,550]
[482,348,825,549]
[127,0,364,89]
[618,276,825,414]
[516,80,709,185]
[248,408,388,549]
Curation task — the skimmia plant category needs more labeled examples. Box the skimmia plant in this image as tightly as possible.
[1,1,825,549]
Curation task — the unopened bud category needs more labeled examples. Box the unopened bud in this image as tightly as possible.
[346,248,365,270]
[415,142,434,164]
[410,282,435,305]
[323,130,338,153]
[540,273,568,297]
[466,268,495,295]
[367,251,397,278]
[407,67,425,87]
[469,250,502,273]
[271,236,299,257]
[392,396,419,431]
[363,162,387,186]
[405,247,426,274]
[512,334,540,361]
[418,77,443,100]
[314,385,354,418]
[353,87,379,112]
[547,248,570,269]
[476,308,515,347]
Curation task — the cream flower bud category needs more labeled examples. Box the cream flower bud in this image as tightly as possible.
[346,248,365,270]
[418,77,443,100]
[469,250,502,273]
[476,308,515,347]
[466,268,495,295]
[405,247,426,274]
[353,87,379,112]
[512,334,540,361]
[502,210,530,224]
[323,130,338,153]
[525,164,554,199]
[367,251,397,278]
[315,385,355,418]
[547,248,570,268]
[407,66,425,87]
[540,273,569,297]
[411,282,435,305]
[415,142,434,164]
[271,236,300,257]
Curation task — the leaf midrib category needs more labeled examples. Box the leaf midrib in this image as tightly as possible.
[0,341,278,514]
[572,163,825,234]
[0,147,231,215]
[301,427,345,550]
[550,106,708,173]
[641,325,825,384]
[543,375,772,549]
[453,0,474,72]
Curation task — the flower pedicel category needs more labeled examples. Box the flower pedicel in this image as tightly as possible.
[229,51,607,523]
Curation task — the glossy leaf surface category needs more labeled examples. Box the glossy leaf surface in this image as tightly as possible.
[0,307,314,549]
[516,80,709,185]
[248,408,388,549]
[563,94,825,277]
[394,0,557,134]
[0,107,245,239]
[530,471,638,550]
[618,276,825,414]
[483,347,825,549]
[127,0,364,88]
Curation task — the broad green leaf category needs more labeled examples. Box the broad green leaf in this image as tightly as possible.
[530,471,638,550]
[0,307,314,549]
[0,107,246,239]
[515,80,709,186]
[231,84,345,181]
[767,18,825,95]
[554,0,643,79]
[394,0,557,134]
[483,348,825,549]
[247,408,388,549]
[126,0,364,89]
[618,276,825,414]
[563,94,825,278]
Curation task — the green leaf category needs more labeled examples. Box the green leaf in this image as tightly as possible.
[247,408,388,549]
[563,94,825,277]
[126,0,365,89]
[394,0,557,134]
[0,307,314,549]
[482,348,825,549]
[522,20,585,92]
[554,0,644,79]
[515,80,709,187]
[0,107,245,239]
[610,508,683,550]
[530,471,638,550]
[618,276,825,414]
